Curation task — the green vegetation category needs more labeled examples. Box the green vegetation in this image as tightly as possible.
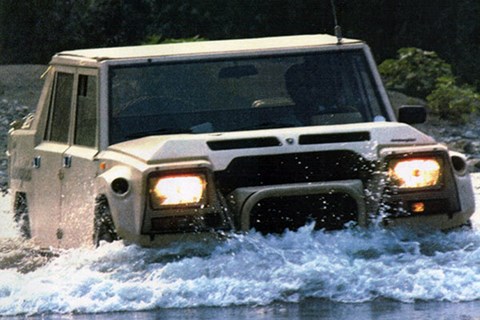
[427,77,480,124]
[1,1,480,124]
[143,35,207,45]
[378,48,453,99]
[1,0,480,91]
[379,47,480,123]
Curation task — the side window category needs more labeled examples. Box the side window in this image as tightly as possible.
[47,72,74,143]
[74,75,97,147]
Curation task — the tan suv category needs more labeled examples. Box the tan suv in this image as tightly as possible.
[8,34,475,248]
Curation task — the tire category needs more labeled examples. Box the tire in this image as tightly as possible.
[13,193,31,239]
[93,195,118,247]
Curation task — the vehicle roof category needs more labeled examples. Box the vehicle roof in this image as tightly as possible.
[52,34,363,65]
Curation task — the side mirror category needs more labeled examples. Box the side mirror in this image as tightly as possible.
[397,105,427,124]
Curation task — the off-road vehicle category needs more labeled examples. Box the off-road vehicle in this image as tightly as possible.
[8,34,475,248]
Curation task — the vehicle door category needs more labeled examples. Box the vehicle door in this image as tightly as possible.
[59,71,100,247]
[30,69,74,247]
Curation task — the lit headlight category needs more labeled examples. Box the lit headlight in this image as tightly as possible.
[388,158,442,189]
[149,174,206,208]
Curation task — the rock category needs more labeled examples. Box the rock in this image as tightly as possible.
[464,142,476,154]
[463,131,478,139]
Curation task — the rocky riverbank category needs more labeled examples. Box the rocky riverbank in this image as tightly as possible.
[0,65,45,189]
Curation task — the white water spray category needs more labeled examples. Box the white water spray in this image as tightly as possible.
[0,174,480,316]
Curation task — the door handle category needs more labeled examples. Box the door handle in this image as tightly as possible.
[63,155,72,168]
[32,156,41,168]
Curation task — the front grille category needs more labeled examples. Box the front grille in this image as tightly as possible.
[214,151,372,194]
[250,193,358,233]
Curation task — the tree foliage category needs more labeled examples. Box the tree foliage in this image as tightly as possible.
[427,77,480,123]
[0,0,479,88]
[378,48,453,98]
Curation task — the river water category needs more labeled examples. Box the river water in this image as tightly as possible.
[1,174,480,319]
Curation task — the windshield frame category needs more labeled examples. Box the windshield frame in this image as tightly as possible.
[105,44,394,145]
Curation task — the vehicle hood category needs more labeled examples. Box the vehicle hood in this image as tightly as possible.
[106,122,437,171]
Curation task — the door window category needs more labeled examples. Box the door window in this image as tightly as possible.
[46,72,74,143]
[74,75,97,147]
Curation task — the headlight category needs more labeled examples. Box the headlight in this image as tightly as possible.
[388,158,442,189]
[149,174,207,208]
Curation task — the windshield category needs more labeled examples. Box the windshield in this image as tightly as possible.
[109,49,389,144]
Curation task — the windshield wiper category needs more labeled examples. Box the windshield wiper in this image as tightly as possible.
[125,128,192,139]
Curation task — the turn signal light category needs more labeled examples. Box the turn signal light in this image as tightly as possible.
[411,202,425,213]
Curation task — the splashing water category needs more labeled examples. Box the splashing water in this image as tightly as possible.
[1,174,480,316]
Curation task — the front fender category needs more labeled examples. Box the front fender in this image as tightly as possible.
[449,151,475,216]
[96,165,145,239]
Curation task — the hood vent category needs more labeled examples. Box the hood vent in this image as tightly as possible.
[207,137,281,151]
[299,132,370,145]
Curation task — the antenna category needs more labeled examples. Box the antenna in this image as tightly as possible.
[330,0,342,44]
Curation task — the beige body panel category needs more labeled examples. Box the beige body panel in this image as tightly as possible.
[7,34,475,249]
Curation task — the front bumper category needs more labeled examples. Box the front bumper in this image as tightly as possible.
[136,175,473,242]
[106,146,475,245]
[229,180,367,232]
